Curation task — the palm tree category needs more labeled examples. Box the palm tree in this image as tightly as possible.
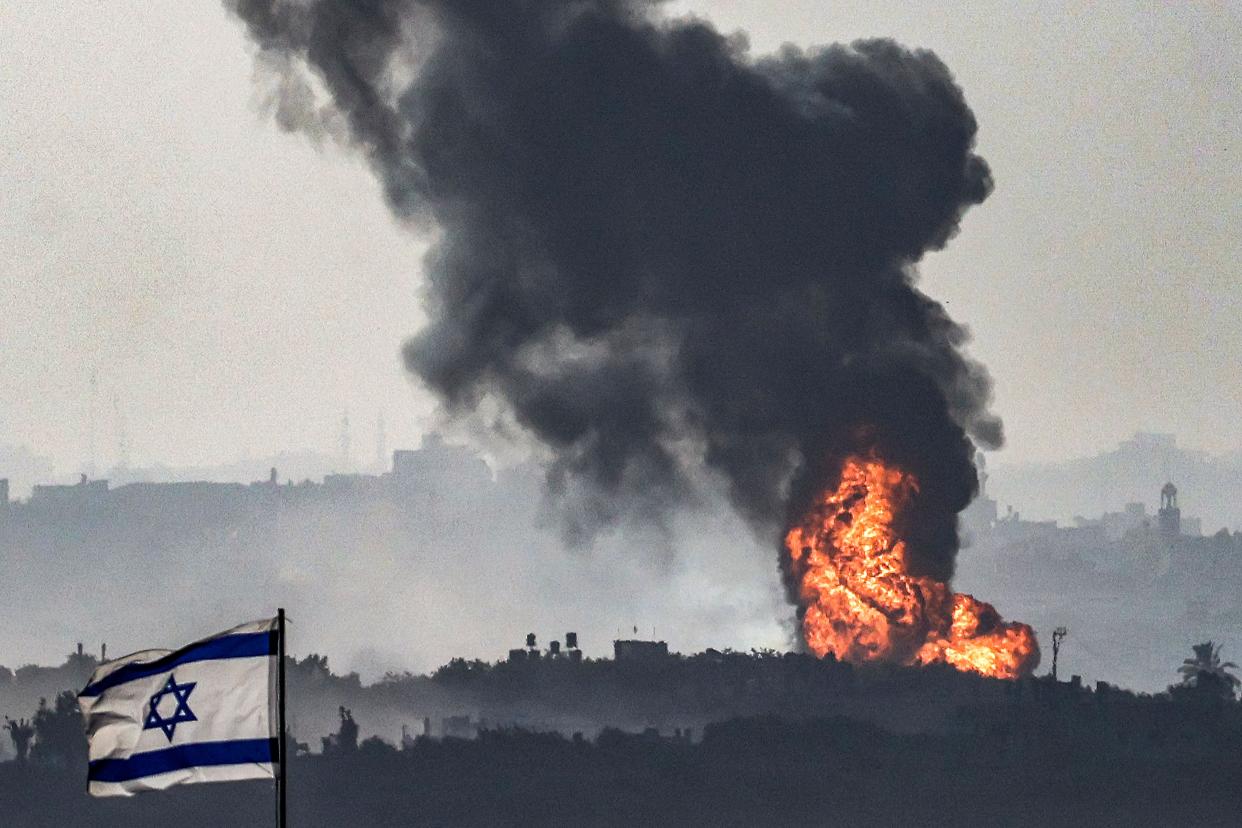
[1176,641,1240,700]
[4,717,34,762]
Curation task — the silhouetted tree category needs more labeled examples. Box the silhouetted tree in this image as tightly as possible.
[321,706,359,755]
[359,735,397,760]
[4,717,34,762]
[338,707,358,752]
[30,691,87,768]
[432,658,491,683]
[1175,642,1240,701]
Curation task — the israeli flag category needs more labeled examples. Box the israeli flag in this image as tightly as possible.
[78,618,279,797]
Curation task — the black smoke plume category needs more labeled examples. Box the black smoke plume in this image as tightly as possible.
[227,0,1001,583]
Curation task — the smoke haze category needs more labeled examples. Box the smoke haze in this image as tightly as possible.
[0,440,786,680]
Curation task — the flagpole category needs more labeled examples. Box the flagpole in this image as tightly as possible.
[277,608,287,828]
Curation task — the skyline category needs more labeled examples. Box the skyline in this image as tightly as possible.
[6,426,1242,528]
[3,424,1238,693]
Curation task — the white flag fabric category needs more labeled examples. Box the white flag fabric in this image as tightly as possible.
[78,617,279,797]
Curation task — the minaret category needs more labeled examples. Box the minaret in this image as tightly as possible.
[1157,482,1181,535]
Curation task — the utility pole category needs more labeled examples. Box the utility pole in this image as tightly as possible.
[112,394,130,470]
[87,369,98,478]
[375,411,387,472]
[1051,626,1068,681]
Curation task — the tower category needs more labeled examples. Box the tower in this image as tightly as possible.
[1051,627,1068,681]
[375,412,387,472]
[1157,482,1180,536]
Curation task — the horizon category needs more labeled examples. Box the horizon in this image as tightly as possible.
[5,425,1241,482]
[5,427,1241,525]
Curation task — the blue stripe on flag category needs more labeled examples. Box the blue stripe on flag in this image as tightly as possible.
[80,631,277,697]
[88,738,278,783]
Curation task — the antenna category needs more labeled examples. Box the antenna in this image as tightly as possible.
[87,368,98,477]
[112,393,130,470]
[375,411,387,471]
[338,409,352,470]
[1051,626,1068,681]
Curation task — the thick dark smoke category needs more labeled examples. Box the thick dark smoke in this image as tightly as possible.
[227,0,1002,582]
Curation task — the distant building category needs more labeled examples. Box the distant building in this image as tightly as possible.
[391,434,493,490]
[6,435,495,518]
[959,452,999,539]
[1075,502,1149,541]
[442,715,476,739]
[30,475,109,506]
[614,639,669,662]
[992,505,1059,540]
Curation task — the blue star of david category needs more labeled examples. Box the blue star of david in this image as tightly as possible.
[143,674,197,741]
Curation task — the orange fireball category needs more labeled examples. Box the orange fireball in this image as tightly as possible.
[785,455,1038,679]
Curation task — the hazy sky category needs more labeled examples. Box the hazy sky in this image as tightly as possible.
[2,2,1238,476]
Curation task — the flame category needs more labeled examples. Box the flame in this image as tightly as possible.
[785,455,1038,679]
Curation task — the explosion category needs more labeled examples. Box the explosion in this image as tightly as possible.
[785,455,1038,679]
